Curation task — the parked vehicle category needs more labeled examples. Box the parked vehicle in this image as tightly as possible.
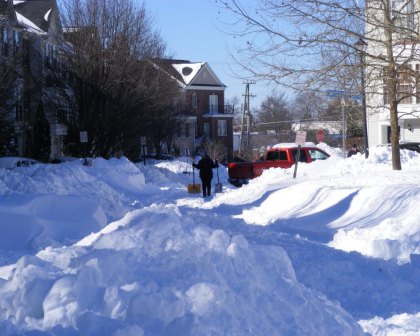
[228,143,330,186]
[142,154,174,161]
[0,157,40,170]
[378,142,420,154]
[399,142,420,153]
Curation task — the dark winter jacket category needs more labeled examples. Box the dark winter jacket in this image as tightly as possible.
[347,148,360,158]
[193,155,218,180]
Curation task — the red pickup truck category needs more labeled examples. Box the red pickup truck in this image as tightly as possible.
[228,143,330,186]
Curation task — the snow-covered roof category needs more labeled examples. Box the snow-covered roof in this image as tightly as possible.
[152,59,225,88]
[271,142,317,148]
[13,0,56,35]
[44,8,51,21]
[15,11,45,34]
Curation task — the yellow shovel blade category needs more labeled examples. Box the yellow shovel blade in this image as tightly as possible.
[188,184,201,193]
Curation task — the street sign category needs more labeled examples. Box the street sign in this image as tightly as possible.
[295,130,307,145]
[326,89,360,100]
[316,129,325,143]
[140,136,146,146]
[80,131,88,143]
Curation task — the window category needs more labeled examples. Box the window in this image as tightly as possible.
[416,64,420,104]
[217,120,227,136]
[266,150,287,161]
[391,0,415,30]
[177,123,190,137]
[292,149,307,162]
[2,27,9,56]
[192,93,197,109]
[15,84,23,121]
[204,122,211,139]
[13,30,19,54]
[397,67,413,104]
[309,149,329,161]
[209,94,218,113]
[383,66,413,104]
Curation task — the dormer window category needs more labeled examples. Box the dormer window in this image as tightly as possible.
[182,67,193,76]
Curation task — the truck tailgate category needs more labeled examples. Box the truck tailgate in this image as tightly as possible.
[228,162,255,179]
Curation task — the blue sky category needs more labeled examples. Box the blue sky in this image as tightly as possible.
[143,0,268,108]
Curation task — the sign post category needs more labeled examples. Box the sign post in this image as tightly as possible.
[294,130,307,179]
[140,136,147,165]
[80,131,89,166]
[327,89,360,158]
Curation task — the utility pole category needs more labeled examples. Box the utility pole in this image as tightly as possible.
[239,81,255,156]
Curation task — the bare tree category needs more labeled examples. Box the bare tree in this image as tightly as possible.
[255,91,292,142]
[59,0,180,159]
[293,91,330,121]
[202,139,228,163]
[218,0,420,170]
[0,58,18,154]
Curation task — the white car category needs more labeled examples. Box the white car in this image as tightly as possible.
[0,157,40,169]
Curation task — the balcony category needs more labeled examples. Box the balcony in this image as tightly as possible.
[204,104,235,115]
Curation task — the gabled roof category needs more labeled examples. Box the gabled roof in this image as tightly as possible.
[13,0,57,35]
[153,59,226,88]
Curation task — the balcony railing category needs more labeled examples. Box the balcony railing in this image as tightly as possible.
[224,104,235,114]
[205,104,235,114]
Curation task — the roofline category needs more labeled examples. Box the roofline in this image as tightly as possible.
[186,85,225,91]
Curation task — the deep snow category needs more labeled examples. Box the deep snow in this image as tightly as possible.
[0,145,419,335]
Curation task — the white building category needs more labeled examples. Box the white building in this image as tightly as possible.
[365,0,420,147]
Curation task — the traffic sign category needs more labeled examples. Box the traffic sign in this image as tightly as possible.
[316,129,325,143]
[80,131,88,143]
[295,130,307,145]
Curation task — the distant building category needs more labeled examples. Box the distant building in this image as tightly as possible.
[1,0,69,160]
[152,59,234,161]
[364,0,420,146]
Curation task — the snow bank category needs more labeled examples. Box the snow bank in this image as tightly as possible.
[0,158,145,260]
[0,204,363,335]
[0,148,418,335]
[359,312,420,336]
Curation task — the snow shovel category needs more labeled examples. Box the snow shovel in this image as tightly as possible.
[187,164,201,194]
[214,166,223,193]
[182,149,190,174]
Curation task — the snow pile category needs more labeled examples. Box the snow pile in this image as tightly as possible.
[0,145,418,335]
[0,204,362,335]
[0,158,145,258]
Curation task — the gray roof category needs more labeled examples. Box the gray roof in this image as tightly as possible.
[14,0,55,33]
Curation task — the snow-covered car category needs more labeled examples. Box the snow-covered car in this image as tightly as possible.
[0,157,40,169]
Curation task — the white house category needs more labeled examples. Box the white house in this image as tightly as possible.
[365,0,420,147]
